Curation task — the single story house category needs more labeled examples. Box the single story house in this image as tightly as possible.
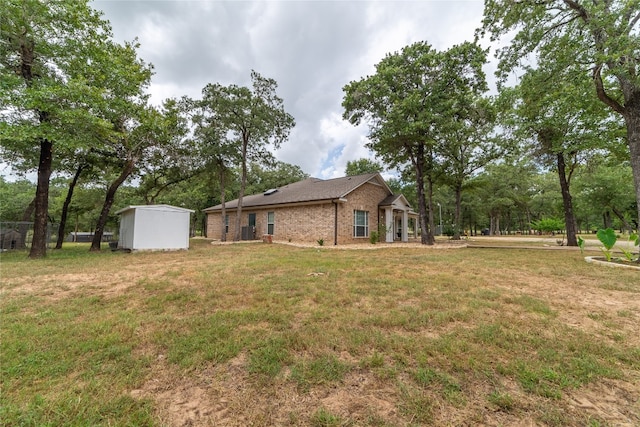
[116,204,194,251]
[203,172,418,245]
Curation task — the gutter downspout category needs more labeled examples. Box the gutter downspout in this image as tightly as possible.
[333,200,338,245]
[331,198,347,246]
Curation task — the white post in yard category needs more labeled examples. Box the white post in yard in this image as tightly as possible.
[385,207,394,243]
[402,209,408,242]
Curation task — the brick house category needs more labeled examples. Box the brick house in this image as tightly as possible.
[203,173,418,245]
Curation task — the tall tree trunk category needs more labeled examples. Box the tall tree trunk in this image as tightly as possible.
[452,183,462,240]
[593,64,640,260]
[556,153,578,246]
[612,206,633,233]
[425,175,436,245]
[21,34,52,258]
[29,137,53,258]
[22,197,35,222]
[90,159,136,251]
[234,139,249,242]
[603,211,613,229]
[18,197,36,250]
[219,165,227,242]
[623,101,640,262]
[55,164,85,249]
[490,212,498,235]
[411,144,432,245]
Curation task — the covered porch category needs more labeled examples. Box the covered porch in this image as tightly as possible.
[379,195,419,243]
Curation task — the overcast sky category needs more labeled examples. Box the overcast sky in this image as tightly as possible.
[93,0,491,179]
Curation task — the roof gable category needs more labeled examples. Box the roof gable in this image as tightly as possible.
[379,194,411,209]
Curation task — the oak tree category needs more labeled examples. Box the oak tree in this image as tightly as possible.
[481,0,640,241]
[200,71,295,241]
[343,41,489,244]
[1,0,117,257]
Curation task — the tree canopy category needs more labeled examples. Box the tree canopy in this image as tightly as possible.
[345,158,384,176]
[200,71,295,241]
[0,0,151,257]
[343,41,489,244]
[481,0,640,237]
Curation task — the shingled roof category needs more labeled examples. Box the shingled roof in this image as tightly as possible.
[204,173,391,211]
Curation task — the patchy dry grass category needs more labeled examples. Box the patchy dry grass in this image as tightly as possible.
[1,239,639,426]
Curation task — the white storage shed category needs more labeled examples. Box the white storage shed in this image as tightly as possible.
[116,205,194,251]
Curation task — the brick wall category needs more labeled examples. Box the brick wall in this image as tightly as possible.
[337,182,388,244]
[205,182,390,244]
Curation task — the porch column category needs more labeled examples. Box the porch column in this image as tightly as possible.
[402,209,409,242]
[385,207,394,243]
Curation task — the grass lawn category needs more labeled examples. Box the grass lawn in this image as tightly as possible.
[1,239,639,426]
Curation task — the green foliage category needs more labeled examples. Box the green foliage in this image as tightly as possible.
[248,336,291,379]
[468,159,541,233]
[1,0,156,256]
[0,0,118,163]
[498,60,621,246]
[159,312,246,368]
[480,0,640,256]
[531,217,564,234]
[370,222,390,244]
[199,70,295,241]
[596,228,617,251]
[398,385,434,424]
[244,161,309,196]
[345,158,383,176]
[594,228,639,262]
[377,223,388,242]
[414,367,464,405]
[488,390,514,411]
[317,238,324,246]
[619,233,639,262]
[0,177,35,221]
[134,99,200,205]
[574,160,636,232]
[310,408,343,427]
[343,41,490,245]
[291,355,350,390]
[443,225,455,237]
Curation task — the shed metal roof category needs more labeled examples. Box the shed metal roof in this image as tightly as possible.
[116,204,195,215]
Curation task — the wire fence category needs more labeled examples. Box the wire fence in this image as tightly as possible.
[0,222,118,251]
[0,222,57,251]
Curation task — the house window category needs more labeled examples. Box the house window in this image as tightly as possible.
[353,210,369,238]
[267,211,275,235]
[224,215,229,233]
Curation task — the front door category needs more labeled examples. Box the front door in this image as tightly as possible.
[396,217,402,240]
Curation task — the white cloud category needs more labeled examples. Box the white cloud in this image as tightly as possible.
[93,0,488,179]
